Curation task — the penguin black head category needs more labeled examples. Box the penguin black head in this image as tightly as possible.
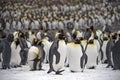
[112,34,117,40]
[31,31,34,35]
[32,38,38,46]
[94,36,98,40]
[28,27,31,31]
[119,34,120,38]
[18,31,25,38]
[14,38,20,47]
[90,25,94,31]
[58,33,66,40]
[72,31,77,40]
[37,40,42,46]
[80,37,84,41]
[7,34,14,42]
[1,32,6,39]
[86,28,90,32]
[74,39,80,44]
[108,34,111,38]
[88,39,94,44]
[103,37,108,41]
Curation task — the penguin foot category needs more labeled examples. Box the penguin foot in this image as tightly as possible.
[2,67,7,69]
[39,68,45,71]
[46,61,49,64]
[104,60,108,64]
[112,68,120,70]
[81,69,84,72]
[66,64,69,67]
[55,71,62,75]
[106,65,110,68]
[88,66,95,69]
[14,66,17,68]
[47,69,52,74]
[2,65,8,69]
[71,70,75,73]
[30,69,36,71]
[17,65,22,67]
[55,70,64,75]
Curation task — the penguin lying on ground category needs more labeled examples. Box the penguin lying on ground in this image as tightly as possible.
[47,33,67,75]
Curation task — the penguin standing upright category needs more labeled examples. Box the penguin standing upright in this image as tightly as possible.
[28,30,36,43]
[85,39,98,69]
[65,41,74,67]
[28,46,41,71]
[47,33,67,74]
[41,37,51,63]
[94,36,101,61]
[28,38,43,71]
[106,34,115,68]
[10,38,21,68]
[111,34,120,70]
[101,35,109,63]
[69,39,84,72]
[18,32,28,65]
[0,33,14,69]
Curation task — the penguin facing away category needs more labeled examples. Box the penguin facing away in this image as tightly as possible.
[69,39,83,72]
[85,39,98,69]
[47,33,67,74]
[65,41,74,67]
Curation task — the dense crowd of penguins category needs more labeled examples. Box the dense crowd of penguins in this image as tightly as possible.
[0,0,119,31]
[0,0,120,75]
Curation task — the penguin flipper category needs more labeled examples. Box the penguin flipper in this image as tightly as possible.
[54,51,60,64]
[80,53,88,72]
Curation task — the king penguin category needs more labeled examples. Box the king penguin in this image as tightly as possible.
[47,33,67,74]
[85,39,98,69]
[69,39,84,72]
[41,36,51,63]
[10,38,21,68]
[101,34,109,63]
[28,39,42,71]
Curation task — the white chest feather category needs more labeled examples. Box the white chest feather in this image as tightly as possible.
[10,43,21,66]
[53,40,67,71]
